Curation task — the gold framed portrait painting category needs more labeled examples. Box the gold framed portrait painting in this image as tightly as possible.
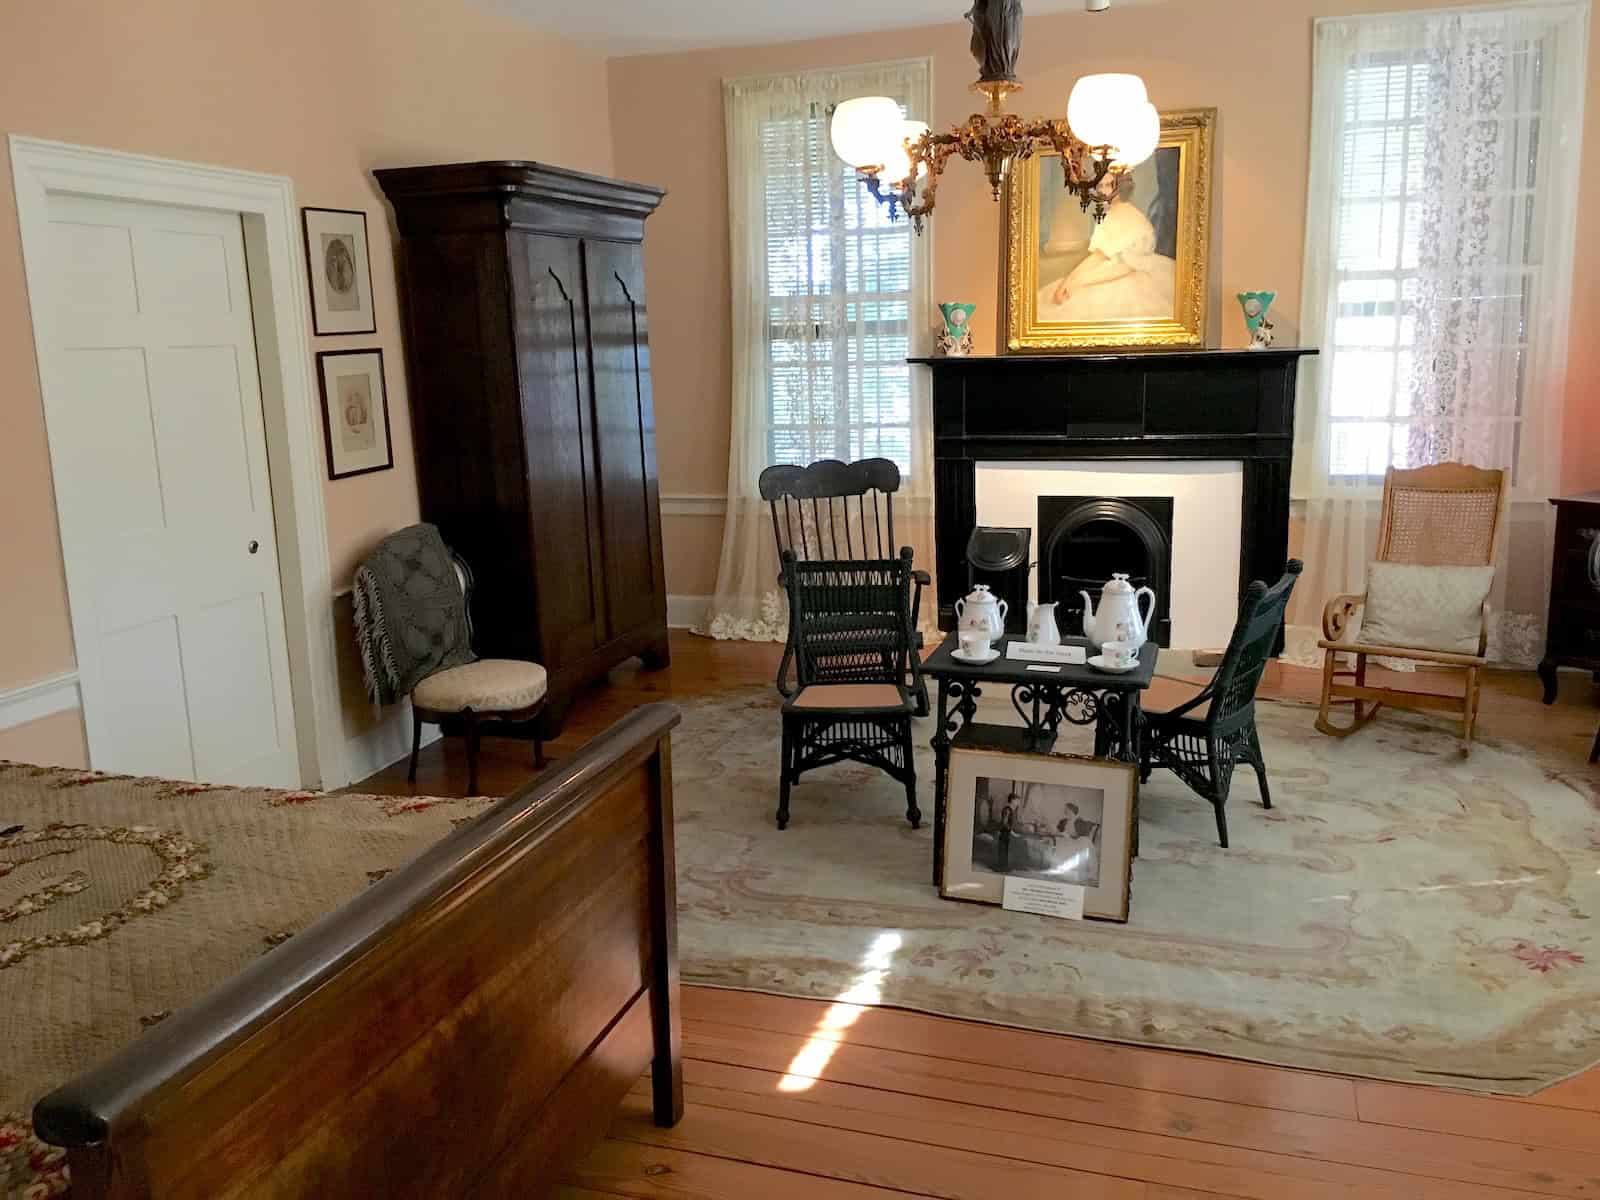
[1003,108,1215,353]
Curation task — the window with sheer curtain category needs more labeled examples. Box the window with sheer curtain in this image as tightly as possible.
[702,60,933,642]
[1288,4,1586,667]
[1322,41,1547,481]
[763,100,917,471]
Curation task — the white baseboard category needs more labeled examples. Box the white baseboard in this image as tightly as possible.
[340,701,441,789]
[667,594,710,630]
[0,670,82,730]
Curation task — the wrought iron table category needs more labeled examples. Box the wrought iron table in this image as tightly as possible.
[923,633,1158,887]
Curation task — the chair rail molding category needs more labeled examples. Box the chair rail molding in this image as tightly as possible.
[8,136,346,789]
[0,671,82,731]
[660,493,727,517]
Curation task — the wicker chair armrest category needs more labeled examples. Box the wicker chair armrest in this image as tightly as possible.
[1322,593,1363,642]
[911,569,931,586]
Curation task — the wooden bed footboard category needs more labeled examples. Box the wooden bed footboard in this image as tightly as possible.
[34,702,684,1198]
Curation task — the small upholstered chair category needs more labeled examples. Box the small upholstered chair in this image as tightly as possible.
[776,548,921,831]
[1314,464,1505,751]
[406,554,547,795]
[1140,561,1301,848]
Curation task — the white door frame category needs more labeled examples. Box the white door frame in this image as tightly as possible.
[10,135,345,789]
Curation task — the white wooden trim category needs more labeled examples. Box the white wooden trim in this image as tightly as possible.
[8,136,346,789]
[661,493,727,517]
[666,594,711,629]
[0,671,82,731]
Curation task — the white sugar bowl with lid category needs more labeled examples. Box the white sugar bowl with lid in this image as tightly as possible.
[954,584,1008,640]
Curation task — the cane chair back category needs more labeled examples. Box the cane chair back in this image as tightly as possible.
[783,548,917,691]
[1375,463,1505,567]
[760,458,904,565]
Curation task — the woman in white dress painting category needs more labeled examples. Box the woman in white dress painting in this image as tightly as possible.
[1036,175,1176,324]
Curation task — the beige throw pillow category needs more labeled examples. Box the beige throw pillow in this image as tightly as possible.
[1360,562,1494,654]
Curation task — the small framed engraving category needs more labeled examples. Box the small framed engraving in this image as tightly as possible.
[316,349,393,479]
[302,207,377,335]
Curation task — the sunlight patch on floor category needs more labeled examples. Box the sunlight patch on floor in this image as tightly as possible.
[777,930,901,1093]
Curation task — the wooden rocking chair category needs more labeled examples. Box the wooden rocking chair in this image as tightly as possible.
[1314,463,1505,750]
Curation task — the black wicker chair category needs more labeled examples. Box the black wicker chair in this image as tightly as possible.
[1139,560,1302,848]
[776,548,921,831]
[760,458,930,717]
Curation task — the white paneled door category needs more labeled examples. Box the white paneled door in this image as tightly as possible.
[38,194,299,786]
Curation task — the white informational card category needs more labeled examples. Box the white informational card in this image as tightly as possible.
[1002,876,1086,921]
[1006,641,1087,665]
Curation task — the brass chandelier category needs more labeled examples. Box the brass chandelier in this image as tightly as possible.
[829,1,1158,231]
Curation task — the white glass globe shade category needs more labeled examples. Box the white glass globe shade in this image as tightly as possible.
[830,97,903,169]
[1110,102,1160,169]
[1067,73,1150,149]
[881,119,930,184]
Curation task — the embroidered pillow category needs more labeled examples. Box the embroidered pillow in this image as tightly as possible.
[1361,562,1494,655]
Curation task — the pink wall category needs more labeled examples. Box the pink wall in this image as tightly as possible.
[608,0,1600,597]
[0,0,616,728]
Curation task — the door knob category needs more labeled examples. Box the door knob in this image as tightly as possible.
[248,539,260,554]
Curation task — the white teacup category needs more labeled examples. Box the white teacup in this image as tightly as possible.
[1101,639,1139,669]
[958,630,992,659]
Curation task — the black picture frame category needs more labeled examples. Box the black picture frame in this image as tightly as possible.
[316,348,394,480]
[301,206,377,335]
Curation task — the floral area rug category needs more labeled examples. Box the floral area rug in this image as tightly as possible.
[674,687,1600,1095]
[0,763,492,1198]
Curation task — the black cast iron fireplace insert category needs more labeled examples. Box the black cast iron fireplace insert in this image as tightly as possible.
[1038,496,1173,648]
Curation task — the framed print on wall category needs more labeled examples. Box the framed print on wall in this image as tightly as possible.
[1002,108,1215,353]
[301,207,376,334]
[316,349,393,479]
[941,745,1136,922]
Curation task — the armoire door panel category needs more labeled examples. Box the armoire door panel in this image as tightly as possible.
[399,234,539,662]
[509,232,606,669]
[584,239,666,641]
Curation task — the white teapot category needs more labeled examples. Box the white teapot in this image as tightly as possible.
[1081,574,1156,647]
[955,584,1008,640]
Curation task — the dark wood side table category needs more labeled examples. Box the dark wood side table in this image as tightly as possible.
[922,633,1158,887]
[1537,493,1600,761]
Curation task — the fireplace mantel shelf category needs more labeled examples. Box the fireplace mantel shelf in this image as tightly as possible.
[920,347,1315,646]
[909,348,1315,367]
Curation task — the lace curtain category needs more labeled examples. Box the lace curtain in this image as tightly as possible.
[701,59,934,641]
[1286,3,1587,667]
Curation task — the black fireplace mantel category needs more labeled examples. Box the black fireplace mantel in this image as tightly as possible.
[912,347,1317,632]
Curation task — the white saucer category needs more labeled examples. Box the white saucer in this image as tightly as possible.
[1088,654,1138,674]
[951,646,1001,665]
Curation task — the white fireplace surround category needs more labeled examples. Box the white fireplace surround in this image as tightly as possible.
[975,461,1244,652]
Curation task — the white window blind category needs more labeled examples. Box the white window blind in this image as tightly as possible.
[756,81,922,474]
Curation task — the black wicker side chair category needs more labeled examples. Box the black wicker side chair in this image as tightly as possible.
[1139,560,1302,848]
[776,548,922,831]
[760,458,931,717]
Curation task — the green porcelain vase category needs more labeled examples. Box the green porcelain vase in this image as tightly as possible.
[937,302,976,356]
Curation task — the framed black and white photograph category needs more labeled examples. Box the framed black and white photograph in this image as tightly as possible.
[316,349,393,479]
[301,207,376,334]
[942,746,1136,921]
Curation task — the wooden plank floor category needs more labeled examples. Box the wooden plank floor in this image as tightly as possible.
[357,632,1600,1199]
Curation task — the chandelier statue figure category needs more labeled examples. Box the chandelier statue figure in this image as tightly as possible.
[966,0,1024,84]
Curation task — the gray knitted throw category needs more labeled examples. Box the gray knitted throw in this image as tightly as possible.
[352,523,476,706]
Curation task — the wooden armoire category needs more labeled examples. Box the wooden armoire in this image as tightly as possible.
[375,161,669,734]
